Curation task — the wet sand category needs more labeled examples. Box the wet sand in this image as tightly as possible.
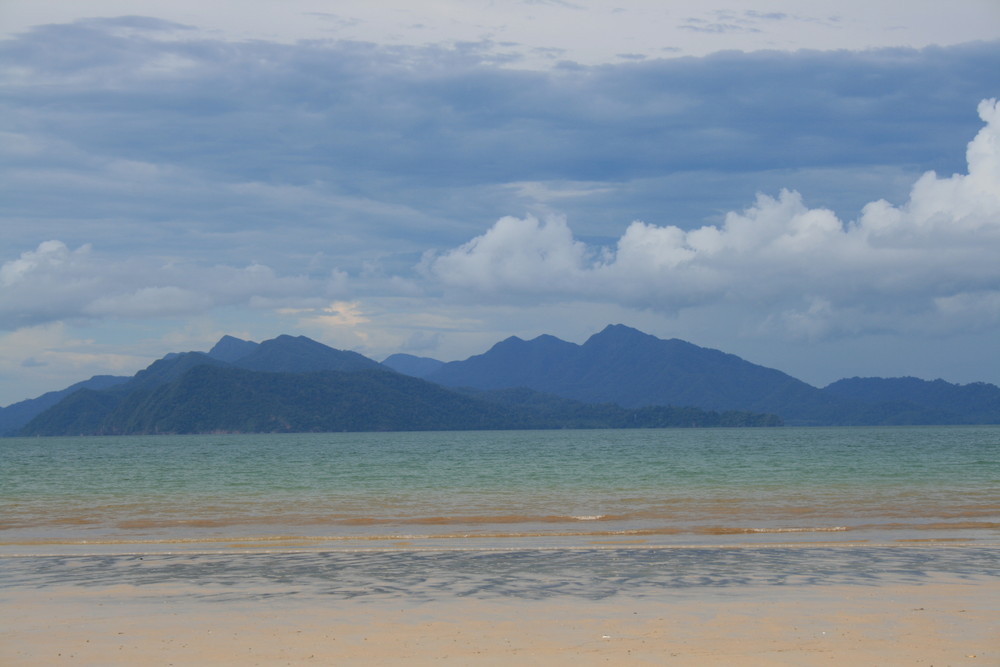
[3,579,997,665]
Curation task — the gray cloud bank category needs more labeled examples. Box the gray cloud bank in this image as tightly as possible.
[3,19,996,227]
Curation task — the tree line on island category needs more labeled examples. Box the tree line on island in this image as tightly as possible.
[3,324,998,436]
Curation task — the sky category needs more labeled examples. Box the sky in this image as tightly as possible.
[1,1,999,406]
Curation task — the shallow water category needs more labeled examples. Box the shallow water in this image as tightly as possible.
[2,426,998,551]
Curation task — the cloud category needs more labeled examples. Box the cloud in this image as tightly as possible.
[0,240,350,330]
[422,214,591,297]
[85,286,214,318]
[2,25,997,309]
[426,99,1000,339]
[4,22,997,240]
[679,17,760,35]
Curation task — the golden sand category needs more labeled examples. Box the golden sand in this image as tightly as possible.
[3,581,996,665]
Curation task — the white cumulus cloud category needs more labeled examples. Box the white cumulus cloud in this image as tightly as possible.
[424,214,592,296]
[426,99,1000,339]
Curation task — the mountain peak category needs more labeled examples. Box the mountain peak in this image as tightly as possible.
[234,334,382,374]
[494,335,527,347]
[207,335,259,363]
[594,323,650,337]
[584,323,658,348]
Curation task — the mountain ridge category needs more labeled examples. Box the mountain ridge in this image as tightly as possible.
[393,324,1000,426]
[0,375,130,436]
[421,324,845,424]
[6,325,1000,434]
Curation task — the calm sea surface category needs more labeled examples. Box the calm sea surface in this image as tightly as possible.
[2,426,997,552]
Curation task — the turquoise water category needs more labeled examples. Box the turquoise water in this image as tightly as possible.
[2,426,998,552]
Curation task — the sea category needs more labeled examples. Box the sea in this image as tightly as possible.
[2,426,998,601]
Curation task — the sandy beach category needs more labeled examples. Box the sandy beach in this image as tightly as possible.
[3,577,996,666]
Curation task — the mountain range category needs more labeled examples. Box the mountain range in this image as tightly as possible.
[386,324,1000,426]
[3,324,998,435]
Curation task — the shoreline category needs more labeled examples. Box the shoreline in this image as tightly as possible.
[0,539,994,561]
[2,518,996,557]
